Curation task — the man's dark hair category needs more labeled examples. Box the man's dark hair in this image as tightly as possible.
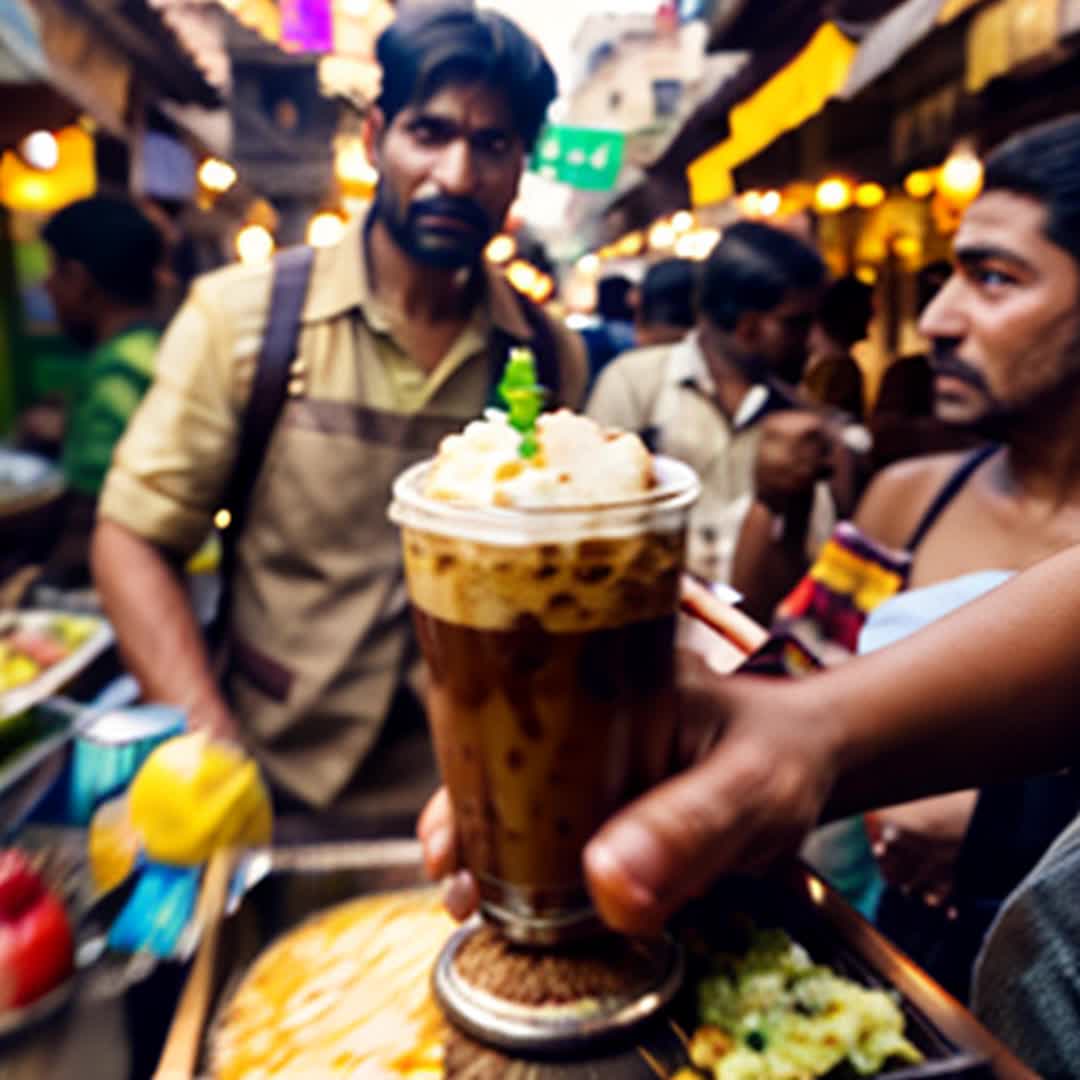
[376,6,557,151]
[43,196,162,307]
[639,258,696,329]
[983,113,1080,267]
[596,275,635,323]
[698,220,825,331]
[817,275,873,347]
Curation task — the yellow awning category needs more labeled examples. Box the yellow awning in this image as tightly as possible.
[938,0,982,23]
[965,0,1058,93]
[687,21,857,207]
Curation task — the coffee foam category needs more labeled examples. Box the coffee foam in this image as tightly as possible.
[424,410,654,509]
[402,527,683,632]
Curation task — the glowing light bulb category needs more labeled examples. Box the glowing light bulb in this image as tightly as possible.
[671,210,694,233]
[198,157,237,193]
[904,170,935,200]
[307,212,346,248]
[576,253,599,275]
[236,224,274,265]
[814,177,852,214]
[334,140,377,185]
[938,149,983,204]
[507,259,539,294]
[485,234,516,264]
[739,190,763,217]
[759,190,782,217]
[855,182,885,209]
[19,131,59,171]
[674,228,721,260]
[648,221,676,249]
[615,232,644,258]
[892,234,922,260]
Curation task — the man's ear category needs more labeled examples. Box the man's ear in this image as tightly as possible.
[364,107,385,170]
[67,260,97,306]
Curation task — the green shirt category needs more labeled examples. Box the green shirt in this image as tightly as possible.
[62,324,159,496]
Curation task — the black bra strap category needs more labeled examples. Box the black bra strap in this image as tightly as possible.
[905,444,1001,552]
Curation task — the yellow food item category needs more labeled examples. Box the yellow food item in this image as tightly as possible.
[88,795,140,893]
[128,733,272,866]
[211,889,455,1079]
[185,532,221,576]
[689,1025,735,1068]
[0,644,40,692]
[48,614,96,650]
[694,926,922,1078]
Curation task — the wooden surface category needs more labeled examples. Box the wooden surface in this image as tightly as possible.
[153,850,233,1080]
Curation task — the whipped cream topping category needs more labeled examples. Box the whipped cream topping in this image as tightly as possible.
[424,409,655,508]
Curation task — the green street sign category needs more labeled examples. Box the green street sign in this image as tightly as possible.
[530,125,626,192]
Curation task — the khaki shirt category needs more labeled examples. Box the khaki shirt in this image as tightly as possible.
[99,219,586,806]
[587,334,833,585]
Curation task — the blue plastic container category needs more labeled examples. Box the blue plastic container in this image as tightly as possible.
[69,704,186,824]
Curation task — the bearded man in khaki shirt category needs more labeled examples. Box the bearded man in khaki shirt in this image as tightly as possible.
[91,8,586,822]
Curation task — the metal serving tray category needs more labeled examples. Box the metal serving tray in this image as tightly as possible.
[0,612,114,723]
[167,841,1034,1080]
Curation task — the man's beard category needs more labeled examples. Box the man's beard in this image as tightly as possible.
[774,350,808,387]
[374,183,493,270]
[930,342,1080,441]
[730,350,771,386]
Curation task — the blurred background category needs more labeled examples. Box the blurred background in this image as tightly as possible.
[2,0,1079,432]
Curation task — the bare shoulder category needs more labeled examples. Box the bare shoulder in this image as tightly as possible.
[855,453,972,548]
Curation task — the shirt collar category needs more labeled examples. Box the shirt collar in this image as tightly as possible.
[302,208,533,340]
[670,332,772,431]
[668,332,714,393]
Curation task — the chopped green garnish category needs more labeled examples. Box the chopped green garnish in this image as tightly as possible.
[745,1030,767,1052]
[497,347,544,459]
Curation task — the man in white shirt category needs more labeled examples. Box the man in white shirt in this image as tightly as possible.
[587,221,833,584]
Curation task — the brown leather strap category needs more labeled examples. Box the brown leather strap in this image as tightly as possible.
[215,246,315,642]
[224,246,316,536]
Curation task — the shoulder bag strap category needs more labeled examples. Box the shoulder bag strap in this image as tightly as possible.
[216,245,315,631]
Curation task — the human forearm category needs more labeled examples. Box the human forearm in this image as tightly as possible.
[91,519,234,735]
[819,547,1080,816]
[730,499,811,625]
[429,547,1080,938]
[581,551,1080,938]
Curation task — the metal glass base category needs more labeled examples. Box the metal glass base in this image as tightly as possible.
[478,896,602,947]
[432,916,685,1055]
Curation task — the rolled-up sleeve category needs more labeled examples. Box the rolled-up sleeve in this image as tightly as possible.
[98,284,241,556]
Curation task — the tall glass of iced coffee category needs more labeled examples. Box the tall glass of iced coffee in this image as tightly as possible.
[390,410,698,945]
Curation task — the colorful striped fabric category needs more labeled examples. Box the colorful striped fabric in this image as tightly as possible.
[741,521,911,676]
